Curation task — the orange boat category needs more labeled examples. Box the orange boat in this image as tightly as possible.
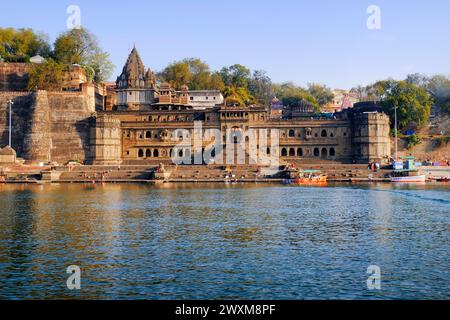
[294,170,328,185]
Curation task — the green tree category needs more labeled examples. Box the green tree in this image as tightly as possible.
[159,61,192,89]
[0,28,51,62]
[427,75,450,114]
[86,51,114,83]
[223,86,256,107]
[272,82,320,112]
[53,27,113,82]
[210,72,225,91]
[219,64,251,88]
[248,70,273,105]
[27,59,64,91]
[405,73,430,88]
[218,64,257,106]
[185,58,211,90]
[375,80,434,130]
[307,83,334,108]
[159,58,225,90]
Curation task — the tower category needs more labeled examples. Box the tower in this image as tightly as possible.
[116,46,157,110]
[89,114,121,165]
[351,102,391,163]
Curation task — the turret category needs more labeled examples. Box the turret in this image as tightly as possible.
[351,102,391,163]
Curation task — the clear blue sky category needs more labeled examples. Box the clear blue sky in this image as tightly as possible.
[1,0,449,89]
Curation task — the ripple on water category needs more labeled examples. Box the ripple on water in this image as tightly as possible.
[0,183,449,299]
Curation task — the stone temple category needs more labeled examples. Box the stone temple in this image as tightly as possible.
[0,47,391,166]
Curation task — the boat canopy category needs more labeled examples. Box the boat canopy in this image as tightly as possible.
[393,169,419,173]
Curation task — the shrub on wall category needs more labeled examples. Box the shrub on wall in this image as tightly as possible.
[27,59,64,91]
[406,134,422,150]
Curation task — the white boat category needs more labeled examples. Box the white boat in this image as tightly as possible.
[391,175,426,183]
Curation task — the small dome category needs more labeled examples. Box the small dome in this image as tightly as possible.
[180,84,189,91]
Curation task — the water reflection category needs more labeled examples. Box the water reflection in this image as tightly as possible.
[0,183,449,299]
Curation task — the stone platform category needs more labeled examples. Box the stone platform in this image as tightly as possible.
[0,163,396,184]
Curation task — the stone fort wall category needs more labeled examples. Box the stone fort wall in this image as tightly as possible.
[0,63,30,91]
[0,90,94,164]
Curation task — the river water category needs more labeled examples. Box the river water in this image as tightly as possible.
[0,183,448,300]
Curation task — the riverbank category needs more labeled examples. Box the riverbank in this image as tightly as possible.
[1,163,449,184]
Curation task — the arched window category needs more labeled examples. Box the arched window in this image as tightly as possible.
[178,149,184,157]
[313,148,320,157]
[297,148,303,157]
[329,148,336,157]
[281,148,288,157]
[138,149,144,158]
[321,130,328,137]
[146,131,151,139]
[321,148,328,158]
[289,148,295,157]
[146,149,151,157]
[232,127,241,144]
[267,147,271,155]
[289,130,295,138]
[153,149,159,157]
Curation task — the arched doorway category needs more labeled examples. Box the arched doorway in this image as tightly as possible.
[329,148,336,157]
[289,148,295,157]
[313,148,320,157]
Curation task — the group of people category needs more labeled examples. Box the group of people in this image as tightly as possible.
[368,162,381,172]
[83,171,110,182]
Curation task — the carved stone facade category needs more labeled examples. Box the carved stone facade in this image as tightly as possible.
[0,49,391,166]
[88,49,391,165]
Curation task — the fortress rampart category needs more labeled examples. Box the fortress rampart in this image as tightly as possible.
[0,90,94,164]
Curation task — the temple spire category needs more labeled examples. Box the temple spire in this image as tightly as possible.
[116,47,156,89]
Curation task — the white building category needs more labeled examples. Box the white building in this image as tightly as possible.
[185,90,224,110]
